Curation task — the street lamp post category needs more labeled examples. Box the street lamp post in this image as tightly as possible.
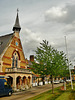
[64,36,73,90]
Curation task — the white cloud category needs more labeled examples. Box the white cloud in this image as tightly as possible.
[63,22,75,34]
[45,7,67,18]
[21,28,42,44]
[20,28,42,59]
[45,4,75,24]
[45,6,67,22]
[0,0,75,65]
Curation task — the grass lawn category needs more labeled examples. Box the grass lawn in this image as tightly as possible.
[27,82,75,100]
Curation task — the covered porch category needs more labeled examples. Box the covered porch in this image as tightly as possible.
[5,67,32,91]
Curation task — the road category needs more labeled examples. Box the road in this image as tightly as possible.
[0,83,63,100]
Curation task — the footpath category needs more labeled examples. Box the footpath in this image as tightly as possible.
[0,83,63,100]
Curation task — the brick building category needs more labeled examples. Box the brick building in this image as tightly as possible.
[0,11,32,91]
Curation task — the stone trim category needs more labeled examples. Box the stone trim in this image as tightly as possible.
[5,72,32,74]
[0,61,3,72]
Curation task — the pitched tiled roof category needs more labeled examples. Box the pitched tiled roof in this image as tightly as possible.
[0,33,13,55]
[32,74,40,78]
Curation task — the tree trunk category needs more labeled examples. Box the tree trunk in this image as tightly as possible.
[52,75,54,93]
[38,78,39,86]
[42,77,45,85]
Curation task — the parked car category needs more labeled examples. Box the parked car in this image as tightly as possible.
[60,80,64,83]
[0,76,13,96]
[53,80,60,84]
[66,79,71,82]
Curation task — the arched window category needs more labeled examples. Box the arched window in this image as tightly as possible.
[16,57,18,68]
[12,56,15,68]
[12,51,19,68]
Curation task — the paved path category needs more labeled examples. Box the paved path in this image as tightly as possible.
[0,83,63,100]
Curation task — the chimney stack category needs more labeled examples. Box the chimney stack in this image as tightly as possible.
[30,55,34,62]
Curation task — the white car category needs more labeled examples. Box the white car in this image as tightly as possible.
[53,80,60,84]
[60,80,64,83]
[66,79,71,82]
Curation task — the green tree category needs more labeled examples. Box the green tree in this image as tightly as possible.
[30,40,69,93]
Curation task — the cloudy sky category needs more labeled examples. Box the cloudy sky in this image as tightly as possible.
[0,0,75,66]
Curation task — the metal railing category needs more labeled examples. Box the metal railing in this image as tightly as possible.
[6,67,32,74]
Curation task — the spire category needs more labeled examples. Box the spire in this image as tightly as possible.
[13,9,21,32]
